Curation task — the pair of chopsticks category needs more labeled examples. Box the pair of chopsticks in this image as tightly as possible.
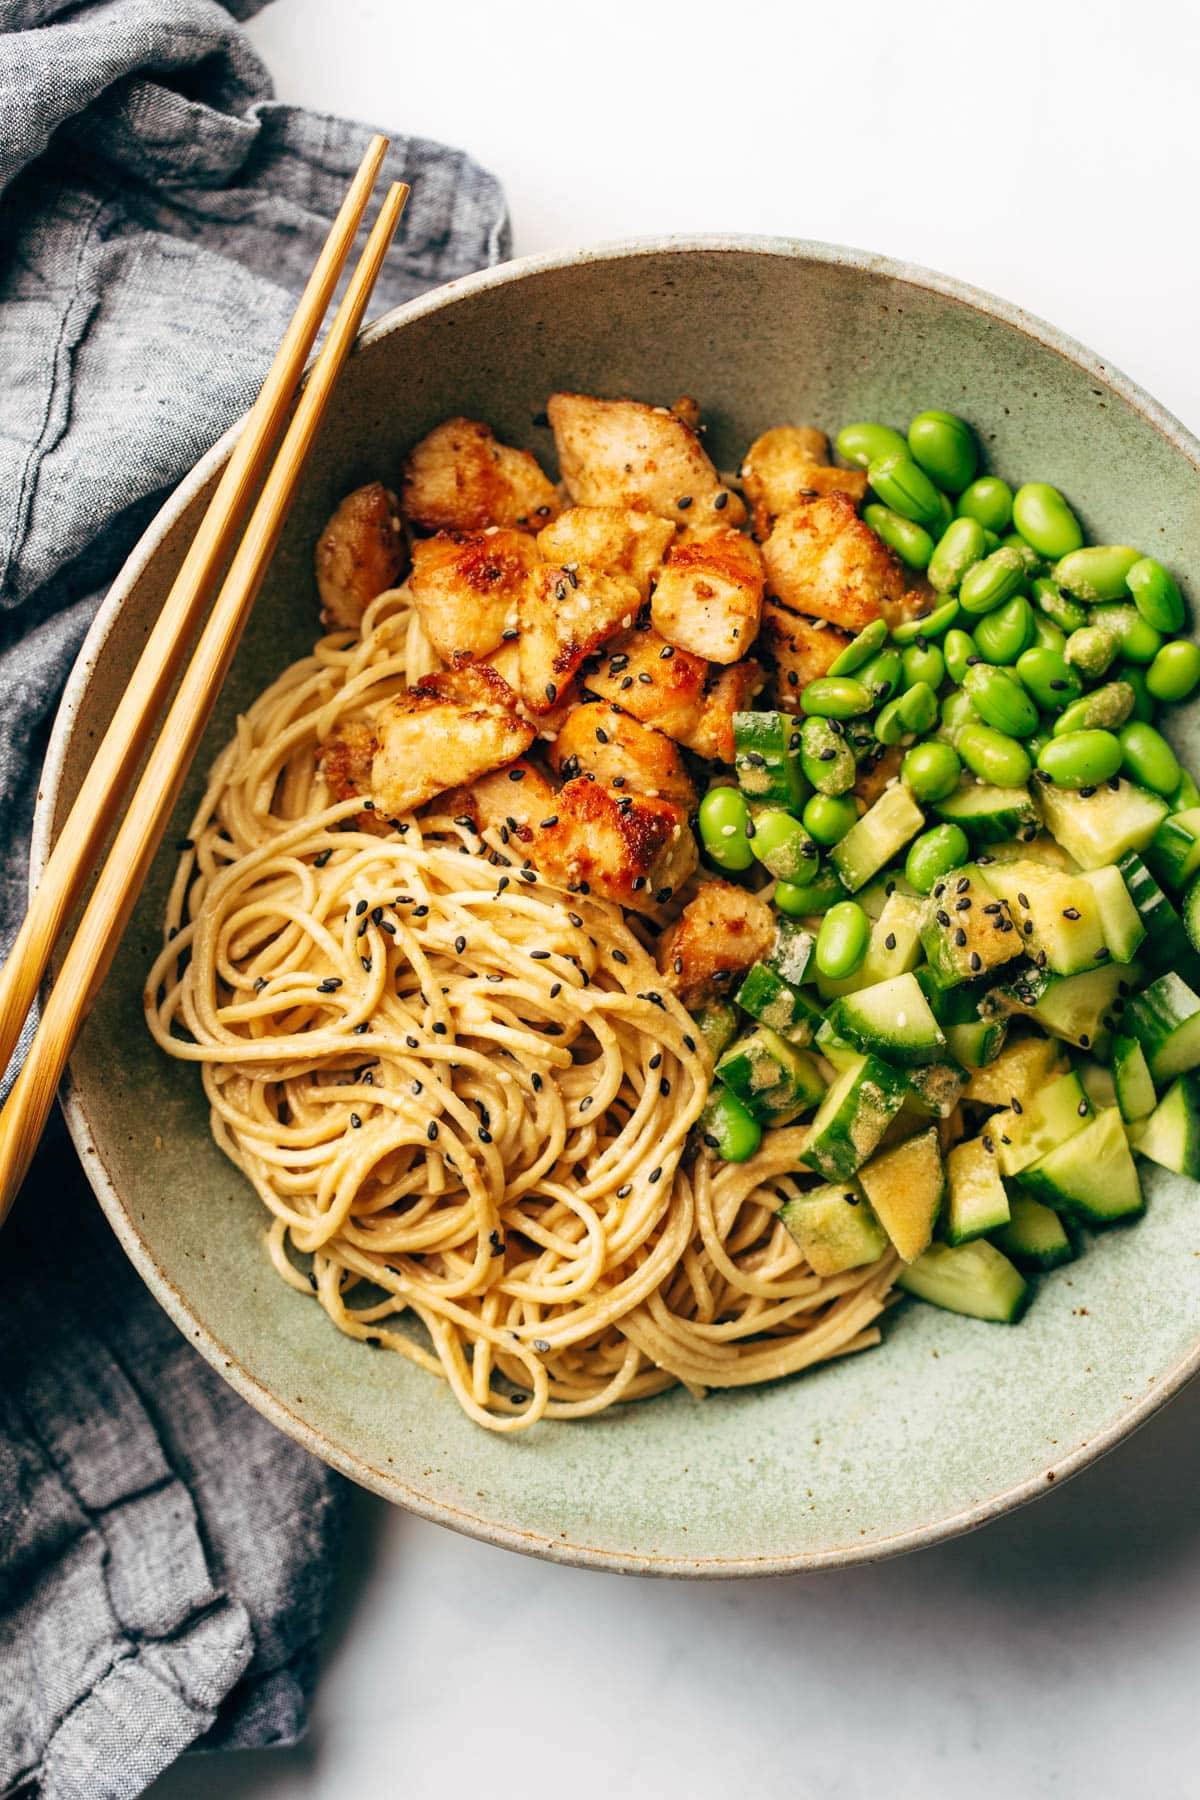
[0,137,409,1227]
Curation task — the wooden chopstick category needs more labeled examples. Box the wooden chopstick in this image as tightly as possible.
[0,178,410,1224]
[0,133,390,1083]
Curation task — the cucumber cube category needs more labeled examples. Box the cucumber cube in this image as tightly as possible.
[778,1182,889,1276]
[1019,1106,1144,1224]
[858,1127,945,1262]
[897,1240,1029,1322]
[944,1136,1011,1246]
[992,1194,1074,1271]
[1128,971,1200,1084]
[1037,779,1167,871]
[826,971,947,1067]
[830,784,925,893]
[1134,1076,1200,1178]
[801,1053,909,1181]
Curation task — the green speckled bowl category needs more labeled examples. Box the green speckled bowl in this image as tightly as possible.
[35,238,1200,1575]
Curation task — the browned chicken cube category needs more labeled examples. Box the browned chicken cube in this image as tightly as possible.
[583,626,709,744]
[315,482,406,630]
[759,604,851,711]
[740,426,868,537]
[761,494,906,633]
[535,505,676,598]
[518,564,640,715]
[400,418,560,533]
[409,528,538,663]
[547,392,745,526]
[453,759,557,844]
[316,718,390,835]
[683,660,767,764]
[534,778,697,911]
[657,880,776,1006]
[549,702,696,806]
[649,528,765,664]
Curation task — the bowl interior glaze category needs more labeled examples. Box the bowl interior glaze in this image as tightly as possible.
[37,239,1200,1575]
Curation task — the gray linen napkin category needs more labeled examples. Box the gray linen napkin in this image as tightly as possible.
[0,3,509,1793]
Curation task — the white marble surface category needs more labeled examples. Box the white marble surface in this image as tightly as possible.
[152,2,1200,1793]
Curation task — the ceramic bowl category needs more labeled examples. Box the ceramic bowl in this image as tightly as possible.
[35,237,1200,1576]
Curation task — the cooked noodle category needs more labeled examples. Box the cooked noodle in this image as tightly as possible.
[146,586,897,1430]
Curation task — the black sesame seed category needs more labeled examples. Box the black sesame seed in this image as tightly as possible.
[314,847,333,868]
[355,899,368,916]
[1062,907,1081,920]
[350,1113,362,1129]
[676,495,693,509]
[637,671,653,685]
[1079,1033,1090,1048]
[1012,1097,1024,1114]
[479,1128,492,1143]
[532,1073,543,1091]
[317,977,342,993]
[508,768,526,782]
[660,645,675,660]
[432,1021,447,1035]
[649,1167,663,1183]
[954,927,967,946]
[969,951,982,971]
[427,1121,439,1141]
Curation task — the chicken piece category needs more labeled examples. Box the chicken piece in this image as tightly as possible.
[549,702,697,806]
[400,418,560,533]
[316,717,392,835]
[453,759,557,844]
[315,482,406,630]
[740,426,868,537]
[547,393,745,526]
[880,579,939,633]
[852,744,904,809]
[649,528,765,664]
[761,494,907,633]
[657,880,775,1006]
[409,529,538,663]
[533,779,697,911]
[536,506,675,598]
[518,563,640,715]
[684,660,767,764]
[760,604,851,712]
[583,626,709,744]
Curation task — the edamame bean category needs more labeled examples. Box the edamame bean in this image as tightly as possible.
[962,664,1040,737]
[1146,640,1200,703]
[973,595,1036,665]
[1052,681,1135,736]
[959,546,1026,616]
[1036,730,1124,789]
[1091,603,1163,665]
[855,647,903,705]
[775,871,848,916]
[872,694,910,747]
[801,717,858,795]
[828,617,889,675]
[944,627,977,685]
[1172,770,1200,811]
[891,599,961,644]
[928,517,986,595]
[863,503,934,570]
[1027,730,1051,763]
[1126,556,1186,634]
[1000,534,1046,577]
[1053,545,1141,602]
[958,723,1033,787]
[1011,483,1084,560]
[835,421,909,470]
[981,528,1003,553]
[938,688,980,743]
[905,824,971,895]
[698,787,755,871]
[1033,575,1088,634]
[1118,721,1181,797]
[907,410,977,493]
[801,675,873,718]
[1064,624,1119,680]
[896,681,939,734]
[701,1087,762,1163]
[867,454,945,525]
[1015,645,1082,712]
[902,740,962,802]
[1117,662,1155,723]
[1030,613,1067,654]
[815,901,871,980]
[901,641,945,690]
[956,476,1013,534]
[802,792,859,846]
[750,810,821,884]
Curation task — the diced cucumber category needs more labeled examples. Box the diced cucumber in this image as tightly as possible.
[1112,1033,1157,1123]
[830,784,925,893]
[934,783,1040,845]
[1133,1075,1200,1178]
[857,874,921,920]
[943,1136,1011,1246]
[1117,851,1194,975]
[1080,864,1145,963]
[983,961,1134,1056]
[1036,779,1168,871]
[813,1021,861,1072]
[716,1026,826,1122]
[897,1240,1029,1323]
[1144,806,1200,892]
[1183,872,1200,957]
[915,967,991,1025]
[993,1193,1074,1272]
[858,1128,945,1262]
[904,1060,969,1118]
[982,833,1077,871]
[734,710,806,808]
[826,972,947,1067]
[815,891,923,998]
[919,863,1021,987]
[1019,1106,1144,1224]
[981,859,1106,975]
[989,1069,1093,1177]
[944,1017,1009,1068]
[801,1053,909,1181]
[734,963,822,1043]
[768,918,816,986]
[778,1181,889,1276]
[693,1001,738,1063]
[1077,1061,1117,1111]
[1127,971,1200,1084]
[963,1032,1065,1108]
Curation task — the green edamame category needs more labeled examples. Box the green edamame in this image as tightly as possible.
[749,810,820,884]
[973,595,1036,665]
[907,410,977,493]
[957,723,1033,788]
[697,787,755,872]
[801,717,858,795]
[928,517,986,595]
[1027,731,1052,763]
[1036,730,1124,789]
[890,598,960,642]
[1172,770,1200,811]
[802,792,859,847]
[958,546,1026,616]
[962,664,1040,737]
[944,627,977,685]
[981,529,1003,553]
[854,647,903,705]
[901,641,945,691]
[1011,483,1084,560]
[905,824,971,895]
[774,869,849,916]
[1118,721,1181,797]
[1015,645,1082,712]
[1053,545,1141,602]
[1146,640,1200,703]
[1090,604,1163,666]
[835,421,908,470]
[800,675,873,719]
[1030,613,1067,655]
[1052,681,1135,736]
[1064,624,1119,680]
[1033,575,1088,635]
[937,688,980,744]
[701,1087,762,1163]
[896,681,939,734]
[902,740,962,803]
[815,901,871,980]
[828,618,889,675]
[956,476,1013,534]
[1000,534,1046,577]
[1117,662,1155,723]
[872,693,910,747]
[1126,557,1186,634]
[863,503,934,570]
[867,454,945,525]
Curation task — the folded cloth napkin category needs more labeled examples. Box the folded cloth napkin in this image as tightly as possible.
[0,3,509,1794]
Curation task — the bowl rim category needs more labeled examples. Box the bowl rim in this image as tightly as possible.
[35,232,1200,1578]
